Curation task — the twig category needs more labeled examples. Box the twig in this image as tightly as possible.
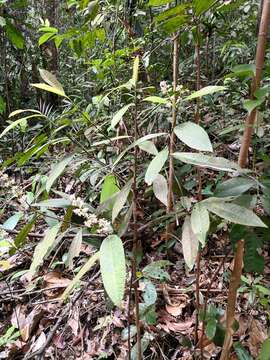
[23,289,83,360]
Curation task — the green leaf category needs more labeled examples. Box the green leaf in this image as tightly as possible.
[112,180,132,223]
[111,104,134,129]
[145,148,168,185]
[14,217,36,249]
[0,114,46,139]
[257,338,270,360]
[193,0,216,16]
[203,199,267,228]
[244,232,265,273]
[113,133,167,168]
[243,99,264,113]
[143,96,168,104]
[173,152,243,172]
[191,204,209,246]
[206,318,217,340]
[6,20,24,49]
[184,86,226,101]
[160,15,189,33]
[0,96,6,114]
[149,0,174,6]
[9,109,42,118]
[142,260,171,281]
[142,280,157,305]
[182,215,199,270]
[214,177,255,197]
[155,3,189,23]
[31,83,67,97]
[153,174,168,206]
[1,212,23,230]
[28,224,60,279]
[39,69,65,94]
[38,32,55,46]
[46,155,73,193]
[174,122,213,152]
[67,229,82,270]
[234,342,253,360]
[231,63,255,78]
[138,141,158,155]
[100,174,119,206]
[100,235,126,306]
[33,198,71,208]
[61,251,100,300]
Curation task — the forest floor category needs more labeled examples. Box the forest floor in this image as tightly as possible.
[0,206,269,360]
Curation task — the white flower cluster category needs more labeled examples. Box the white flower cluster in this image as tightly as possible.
[69,195,113,235]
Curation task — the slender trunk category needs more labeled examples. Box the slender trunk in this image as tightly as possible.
[131,63,142,360]
[195,25,201,123]
[238,0,270,168]
[166,33,179,241]
[220,240,245,360]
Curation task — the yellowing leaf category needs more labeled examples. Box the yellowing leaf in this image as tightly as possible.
[182,215,199,270]
[31,83,67,97]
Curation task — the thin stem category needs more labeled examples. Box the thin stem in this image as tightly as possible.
[131,73,142,360]
[166,32,179,242]
[220,240,245,360]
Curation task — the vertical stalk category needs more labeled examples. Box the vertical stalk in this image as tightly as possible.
[166,32,179,241]
[195,24,201,124]
[194,23,202,346]
[220,240,245,360]
[238,0,270,168]
[131,58,142,360]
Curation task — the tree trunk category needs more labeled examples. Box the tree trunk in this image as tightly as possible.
[238,0,270,168]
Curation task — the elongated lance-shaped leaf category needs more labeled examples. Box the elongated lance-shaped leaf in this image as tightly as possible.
[67,229,82,270]
[112,180,132,223]
[61,251,100,300]
[182,215,199,270]
[39,69,64,93]
[28,224,61,279]
[46,155,73,193]
[153,174,168,206]
[191,204,209,247]
[184,86,226,101]
[111,104,134,130]
[202,199,267,228]
[174,122,213,152]
[100,235,126,306]
[31,83,67,97]
[145,148,168,185]
[173,152,246,172]
[0,114,46,139]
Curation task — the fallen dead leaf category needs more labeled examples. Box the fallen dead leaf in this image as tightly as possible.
[165,303,184,317]
[247,318,268,357]
[30,331,46,353]
[43,271,71,288]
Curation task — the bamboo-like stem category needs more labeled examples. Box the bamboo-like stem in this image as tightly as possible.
[238,0,270,168]
[220,240,245,360]
[166,32,179,241]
